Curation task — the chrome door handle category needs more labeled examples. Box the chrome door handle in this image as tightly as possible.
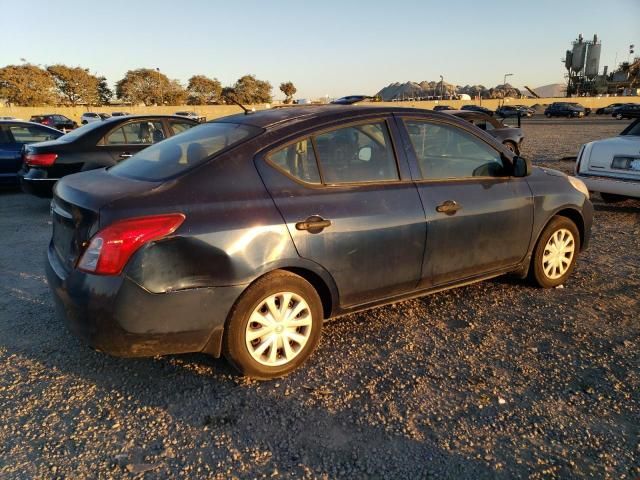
[436,200,462,215]
[295,215,331,233]
[119,153,132,159]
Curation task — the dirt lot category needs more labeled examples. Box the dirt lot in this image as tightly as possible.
[0,117,638,479]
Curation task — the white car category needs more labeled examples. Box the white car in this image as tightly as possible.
[175,111,206,122]
[81,112,110,124]
[575,119,640,202]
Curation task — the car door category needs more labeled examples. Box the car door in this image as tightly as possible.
[0,125,18,179]
[0,123,60,178]
[397,115,533,288]
[256,118,426,307]
[102,119,167,163]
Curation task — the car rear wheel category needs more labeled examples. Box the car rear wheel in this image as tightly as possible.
[530,216,580,288]
[545,113,552,118]
[615,113,623,120]
[223,271,323,379]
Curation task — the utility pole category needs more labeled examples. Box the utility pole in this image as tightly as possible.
[156,67,163,106]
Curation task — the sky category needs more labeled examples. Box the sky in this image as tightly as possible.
[3,0,639,100]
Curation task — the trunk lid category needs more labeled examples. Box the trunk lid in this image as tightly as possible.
[51,168,161,271]
[588,137,640,179]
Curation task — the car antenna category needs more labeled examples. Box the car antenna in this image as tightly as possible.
[223,95,255,115]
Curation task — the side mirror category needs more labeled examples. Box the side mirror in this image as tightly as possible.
[512,155,532,177]
[358,146,372,162]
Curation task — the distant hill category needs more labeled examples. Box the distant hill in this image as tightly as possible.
[528,83,566,98]
[375,81,521,100]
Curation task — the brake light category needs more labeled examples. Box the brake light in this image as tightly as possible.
[42,119,50,125]
[24,153,58,166]
[77,214,185,275]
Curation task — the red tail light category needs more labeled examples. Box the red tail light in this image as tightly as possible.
[77,214,185,275]
[24,153,58,166]
[42,119,50,125]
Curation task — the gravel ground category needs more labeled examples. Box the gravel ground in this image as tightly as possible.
[0,118,638,479]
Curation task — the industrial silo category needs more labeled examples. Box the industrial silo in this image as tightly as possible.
[571,35,587,72]
[585,35,601,78]
[565,50,573,70]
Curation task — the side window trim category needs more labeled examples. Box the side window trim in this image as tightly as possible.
[264,117,404,187]
[400,116,512,182]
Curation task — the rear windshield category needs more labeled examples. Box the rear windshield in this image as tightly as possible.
[110,122,262,181]
[57,121,106,142]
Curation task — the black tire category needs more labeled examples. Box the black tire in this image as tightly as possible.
[223,270,323,379]
[600,192,628,203]
[545,113,552,118]
[530,216,581,288]
[616,113,623,120]
[81,120,88,125]
[503,141,519,155]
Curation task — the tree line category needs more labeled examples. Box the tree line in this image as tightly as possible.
[0,64,298,107]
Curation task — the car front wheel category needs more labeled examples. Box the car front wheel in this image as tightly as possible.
[223,271,323,379]
[530,216,580,288]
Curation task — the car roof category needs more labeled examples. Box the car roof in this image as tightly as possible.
[215,105,453,129]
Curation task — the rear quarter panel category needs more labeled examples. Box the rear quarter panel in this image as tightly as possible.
[104,138,307,294]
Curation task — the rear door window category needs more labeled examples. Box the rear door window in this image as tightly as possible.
[314,122,399,184]
[267,121,400,185]
[105,127,127,144]
[121,121,165,144]
[268,139,320,184]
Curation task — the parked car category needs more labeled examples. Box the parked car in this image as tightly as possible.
[612,103,640,120]
[20,115,198,197]
[81,112,109,124]
[175,111,207,122]
[47,105,592,379]
[574,118,640,202]
[514,105,535,116]
[445,110,525,154]
[496,105,533,118]
[544,102,586,118]
[433,105,455,111]
[460,105,494,116]
[29,114,78,131]
[111,112,130,117]
[595,103,630,115]
[0,121,62,186]
[331,95,372,105]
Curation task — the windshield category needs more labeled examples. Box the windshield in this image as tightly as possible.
[110,122,262,181]
[621,119,640,136]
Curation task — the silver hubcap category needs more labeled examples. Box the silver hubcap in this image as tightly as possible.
[542,228,575,279]
[245,292,312,367]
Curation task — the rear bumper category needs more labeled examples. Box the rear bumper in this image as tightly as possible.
[46,242,244,358]
[576,173,640,199]
[19,168,58,197]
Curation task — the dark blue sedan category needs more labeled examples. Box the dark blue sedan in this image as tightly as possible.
[0,121,62,186]
[47,106,593,379]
